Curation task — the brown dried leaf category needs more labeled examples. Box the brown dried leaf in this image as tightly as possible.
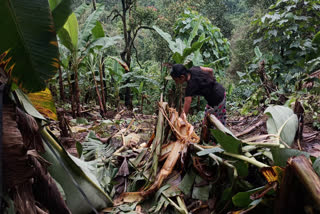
[116,158,130,177]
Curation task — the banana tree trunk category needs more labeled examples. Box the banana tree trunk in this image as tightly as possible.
[58,66,65,102]
[68,62,76,118]
[3,102,71,214]
[141,95,144,113]
[99,58,106,114]
[276,156,320,213]
[102,59,108,105]
[91,69,105,117]
[70,73,76,118]
[73,65,81,117]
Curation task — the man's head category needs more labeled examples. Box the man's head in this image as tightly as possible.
[170,64,189,84]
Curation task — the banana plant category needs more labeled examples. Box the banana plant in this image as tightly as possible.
[85,52,106,116]
[86,28,122,115]
[105,57,125,109]
[13,87,113,213]
[119,63,160,111]
[195,105,299,174]
[58,3,121,117]
[0,1,114,213]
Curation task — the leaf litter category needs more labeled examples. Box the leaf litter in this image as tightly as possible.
[49,101,320,213]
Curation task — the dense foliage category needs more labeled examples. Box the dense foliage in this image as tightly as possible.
[174,9,230,76]
[228,0,320,129]
[2,0,320,214]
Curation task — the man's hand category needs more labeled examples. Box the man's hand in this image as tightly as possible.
[180,111,187,120]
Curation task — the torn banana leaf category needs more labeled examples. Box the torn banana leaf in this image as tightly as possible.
[41,128,113,214]
[27,88,57,120]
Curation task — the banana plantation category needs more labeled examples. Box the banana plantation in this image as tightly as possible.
[1,0,320,213]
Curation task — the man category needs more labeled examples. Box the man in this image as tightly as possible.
[170,64,227,142]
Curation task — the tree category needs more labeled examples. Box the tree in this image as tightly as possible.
[253,0,320,90]
[108,0,157,108]
[245,0,277,9]
[58,3,120,116]
[174,9,231,77]
[199,0,235,38]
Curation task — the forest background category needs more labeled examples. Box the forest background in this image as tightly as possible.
[48,0,320,130]
[1,0,320,213]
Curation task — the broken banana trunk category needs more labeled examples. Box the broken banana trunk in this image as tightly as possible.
[114,102,199,205]
[2,104,71,214]
[276,156,320,213]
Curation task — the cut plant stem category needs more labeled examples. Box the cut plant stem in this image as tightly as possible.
[289,156,320,208]
[276,156,320,213]
[223,151,269,168]
[193,144,238,177]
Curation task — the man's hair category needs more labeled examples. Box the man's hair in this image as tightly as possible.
[170,64,190,78]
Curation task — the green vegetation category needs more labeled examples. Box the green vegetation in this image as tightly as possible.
[1,0,320,213]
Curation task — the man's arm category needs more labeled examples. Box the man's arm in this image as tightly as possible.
[183,96,192,115]
[200,66,213,77]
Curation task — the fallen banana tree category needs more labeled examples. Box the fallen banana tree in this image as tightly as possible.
[194,105,320,213]
[13,85,318,214]
[106,102,320,213]
[114,99,200,205]
[2,86,113,214]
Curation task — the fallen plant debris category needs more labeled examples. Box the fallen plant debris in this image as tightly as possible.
[2,86,320,213]
[47,98,319,213]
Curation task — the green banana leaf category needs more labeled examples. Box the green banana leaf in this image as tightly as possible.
[80,4,105,47]
[87,36,122,53]
[312,31,320,46]
[0,0,59,92]
[183,34,210,59]
[58,13,79,52]
[49,0,72,32]
[153,25,209,65]
[74,3,90,19]
[41,128,113,214]
[152,26,178,53]
[92,21,105,40]
[187,17,202,46]
[264,105,298,147]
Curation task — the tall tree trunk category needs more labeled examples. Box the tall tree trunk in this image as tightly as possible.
[92,0,96,10]
[91,69,105,117]
[58,67,65,102]
[99,57,107,113]
[121,0,133,109]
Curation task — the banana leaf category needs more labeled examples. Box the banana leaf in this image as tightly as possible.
[264,105,298,147]
[80,4,105,47]
[49,0,72,32]
[0,0,59,92]
[41,128,113,214]
[58,13,79,52]
[13,89,112,213]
